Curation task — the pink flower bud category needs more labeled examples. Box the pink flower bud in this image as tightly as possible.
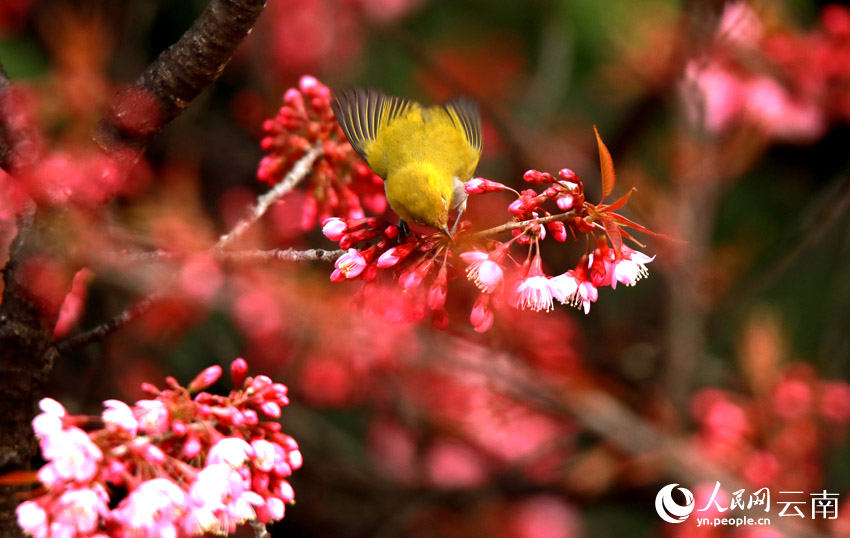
[184,432,201,459]
[171,420,187,436]
[143,443,166,464]
[140,382,160,395]
[508,198,529,215]
[188,365,222,392]
[231,358,248,387]
[322,218,347,241]
[283,88,304,109]
[470,299,494,333]
[377,247,401,268]
[558,168,578,182]
[299,75,319,92]
[556,194,574,211]
[465,177,512,193]
[523,170,556,184]
[427,283,447,310]
[548,221,568,242]
[243,409,259,425]
[261,401,282,418]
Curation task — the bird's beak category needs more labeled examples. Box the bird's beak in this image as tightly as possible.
[440,225,454,242]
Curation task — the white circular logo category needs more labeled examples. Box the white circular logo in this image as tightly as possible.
[655,484,695,524]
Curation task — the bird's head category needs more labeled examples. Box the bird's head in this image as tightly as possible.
[387,165,454,238]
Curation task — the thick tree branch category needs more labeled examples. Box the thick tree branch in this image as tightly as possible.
[94,0,268,150]
[0,62,40,174]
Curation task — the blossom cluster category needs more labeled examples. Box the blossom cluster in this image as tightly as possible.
[323,216,459,328]
[691,363,850,489]
[683,2,850,141]
[16,358,301,538]
[257,75,386,230]
[322,129,656,332]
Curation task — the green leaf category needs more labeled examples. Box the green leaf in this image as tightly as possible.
[594,126,615,201]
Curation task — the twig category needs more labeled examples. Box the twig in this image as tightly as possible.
[465,210,577,240]
[94,0,268,150]
[217,248,344,263]
[216,143,323,249]
[101,247,344,266]
[248,519,271,538]
[48,148,329,358]
[46,289,165,362]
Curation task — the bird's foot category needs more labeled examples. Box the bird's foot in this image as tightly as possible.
[397,219,411,243]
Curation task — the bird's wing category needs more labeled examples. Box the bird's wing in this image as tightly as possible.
[442,97,483,180]
[331,88,413,179]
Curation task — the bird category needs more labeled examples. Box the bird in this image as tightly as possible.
[331,88,482,239]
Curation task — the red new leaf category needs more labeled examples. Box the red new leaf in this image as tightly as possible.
[594,126,615,201]
[602,217,624,257]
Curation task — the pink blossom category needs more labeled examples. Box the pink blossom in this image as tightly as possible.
[321,217,347,241]
[113,478,186,538]
[461,251,504,294]
[134,399,170,434]
[16,501,47,538]
[612,246,655,288]
[251,440,277,472]
[32,398,66,441]
[718,1,763,48]
[425,441,488,488]
[207,437,253,468]
[575,280,598,314]
[549,273,579,304]
[40,427,103,485]
[513,257,555,312]
[774,378,813,420]
[52,487,109,535]
[510,495,581,538]
[683,60,745,133]
[332,249,366,280]
[102,399,138,436]
[820,382,850,423]
[187,464,263,535]
[265,496,286,520]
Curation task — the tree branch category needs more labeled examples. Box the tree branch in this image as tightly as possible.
[217,248,344,263]
[0,62,40,174]
[464,210,578,240]
[94,0,268,150]
[216,142,323,249]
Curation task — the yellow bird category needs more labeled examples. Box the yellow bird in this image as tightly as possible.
[331,88,482,238]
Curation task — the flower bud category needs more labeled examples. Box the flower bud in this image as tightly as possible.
[188,365,223,393]
[558,168,578,182]
[321,218,347,241]
[523,170,556,184]
[231,358,248,387]
[556,194,574,211]
[547,221,568,242]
